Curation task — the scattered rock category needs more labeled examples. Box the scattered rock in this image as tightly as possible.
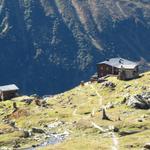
[41,101,49,108]
[97,78,106,83]
[113,127,119,132]
[47,121,63,129]
[32,128,45,134]
[144,143,150,149]
[142,86,147,90]
[137,118,143,122]
[141,115,149,119]
[22,98,33,105]
[119,130,141,136]
[32,144,39,148]
[90,93,97,97]
[22,130,31,138]
[13,141,20,148]
[71,105,77,108]
[102,81,116,89]
[122,94,130,104]
[35,99,41,106]
[101,108,111,121]
[126,92,150,109]
[105,102,114,109]
[90,73,98,82]
[13,102,18,113]
[0,131,4,134]
[30,94,40,99]
[80,81,85,86]
[124,84,131,89]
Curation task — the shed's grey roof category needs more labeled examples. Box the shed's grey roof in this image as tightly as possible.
[0,84,19,92]
[97,58,139,69]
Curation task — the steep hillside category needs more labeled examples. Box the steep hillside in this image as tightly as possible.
[0,0,150,95]
[0,72,150,149]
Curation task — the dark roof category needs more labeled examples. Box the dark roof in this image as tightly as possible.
[97,58,139,69]
[0,84,19,92]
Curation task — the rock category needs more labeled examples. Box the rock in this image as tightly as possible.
[105,102,114,109]
[97,78,106,83]
[30,94,40,99]
[9,121,16,128]
[122,94,130,104]
[119,130,141,136]
[80,81,85,86]
[32,128,45,134]
[32,145,38,148]
[113,127,119,132]
[0,112,4,115]
[144,143,150,149]
[0,131,4,134]
[91,73,98,82]
[41,101,49,108]
[126,92,150,109]
[124,84,131,89]
[22,130,31,138]
[102,81,116,89]
[13,141,20,148]
[142,86,147,90]
[141,115,149,119]
[35,99,41,106]
[101,108,111,121]
[137,118,143,122]
[22,99,33,105]
[13,102,18,113]
[90,93,97,96]
[121,97,127,104]
[47,121,63,129]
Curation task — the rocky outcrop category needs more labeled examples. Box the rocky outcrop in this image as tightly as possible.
[126,92,150,109]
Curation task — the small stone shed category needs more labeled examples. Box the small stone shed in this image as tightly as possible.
[97,58,139,80]
[0,84,19,100]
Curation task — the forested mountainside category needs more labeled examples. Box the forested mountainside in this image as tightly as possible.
[0,0,150,95]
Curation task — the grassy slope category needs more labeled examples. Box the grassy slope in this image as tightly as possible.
[0,72,150,149]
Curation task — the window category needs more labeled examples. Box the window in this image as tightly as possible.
[101,66,104,70]
[106,67,109,71]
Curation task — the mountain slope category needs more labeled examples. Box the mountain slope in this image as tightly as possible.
[0,0,150,95]
[0,72,150,149]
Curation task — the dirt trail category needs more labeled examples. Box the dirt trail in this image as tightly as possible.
[72,82,119,150]
[90,84,119,150]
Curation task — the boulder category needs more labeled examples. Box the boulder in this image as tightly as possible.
[144,143,150,149]
[126,92,150,109]
[32,128,45,134]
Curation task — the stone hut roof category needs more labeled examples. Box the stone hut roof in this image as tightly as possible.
[97,58,139,69]
[0,84,19,92]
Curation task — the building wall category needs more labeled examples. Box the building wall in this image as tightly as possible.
[118,66,139,80]
[124,68,139,79]
[97,63,139,80]
[97,64,119,78]
[0,90,18,100]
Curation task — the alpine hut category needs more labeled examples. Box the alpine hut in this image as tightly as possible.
[97,58,139,80]
[0,84,19,100]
